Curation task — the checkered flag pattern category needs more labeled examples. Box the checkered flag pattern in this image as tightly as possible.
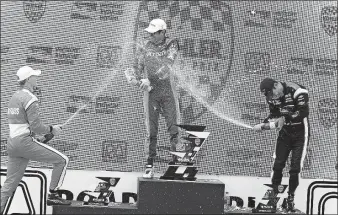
[138,1,231,32]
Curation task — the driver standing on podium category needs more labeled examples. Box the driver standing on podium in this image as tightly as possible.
[126,19,180,178]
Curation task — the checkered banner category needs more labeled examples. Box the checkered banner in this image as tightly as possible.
[134,0,235,124]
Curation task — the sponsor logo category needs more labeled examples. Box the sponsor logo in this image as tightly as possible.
[252,184,288,213]
[102,140,127,162]
[0,169,47,215]
[315,58,337,76]
[277,185,284,193]
[321,6,338,36]
[23,0,47,23]
[318,98,337,128]
[26,45,81,65]
[45,140,78,161]
[244,10,297,29]
[287,57,337,76]
[66,95,121,115]
[70,2,124,21]
[306,181,338,215]
[1,46,10,64]
[245,52,271,74]
[146,51,167,57]
[97,46,121,68]
[57,176,137,204]
[287,57,313,74]
[7,108,19,115]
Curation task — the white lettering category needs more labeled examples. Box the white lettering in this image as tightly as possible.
[8,108,19,115]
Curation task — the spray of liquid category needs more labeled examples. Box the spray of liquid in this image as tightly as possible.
[61,40,254,129]
[174,66,253,129]
[133,41,253,129]
[62,68,118,127]
[62,39,133,128]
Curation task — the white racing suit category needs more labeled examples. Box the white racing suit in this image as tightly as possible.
[1,87,69,212]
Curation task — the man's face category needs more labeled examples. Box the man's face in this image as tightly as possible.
[265,83,282,101]
[148,30,165,44]
[271,84,281,99]
[27,75,38,88]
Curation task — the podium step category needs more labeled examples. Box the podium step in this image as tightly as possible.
[53,177,225,214]
[52,201,138,214]
[137,177,225,214]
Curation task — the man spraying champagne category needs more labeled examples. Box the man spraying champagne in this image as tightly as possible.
[125,18,181,179]
[1,66,71,213]
[253,78,310,213]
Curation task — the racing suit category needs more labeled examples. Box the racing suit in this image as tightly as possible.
[133,37,180,164]
[1,87,69,212]
[263,82,310,195]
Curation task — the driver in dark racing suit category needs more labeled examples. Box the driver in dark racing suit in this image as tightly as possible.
[253,78,310,212]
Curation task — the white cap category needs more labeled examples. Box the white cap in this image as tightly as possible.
[145,18,167,33]
[17,66,41,82]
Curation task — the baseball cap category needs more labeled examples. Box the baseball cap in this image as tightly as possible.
[17,66,41,82]
[145,18,167,33]
[260,78,276,95]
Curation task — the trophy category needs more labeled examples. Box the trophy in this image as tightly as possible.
[77,177,120,206]
[252,184,288,213]
[160,124,210,181]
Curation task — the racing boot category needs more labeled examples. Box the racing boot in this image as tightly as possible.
[286,193,296,213]
[143,158,154,179]
[47,191,71,206]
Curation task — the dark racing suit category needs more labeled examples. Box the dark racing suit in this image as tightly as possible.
[133,37,180,164]
[263,82,310,195]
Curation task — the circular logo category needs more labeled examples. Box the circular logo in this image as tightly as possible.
[318,98,337,128]
[133,1,234,123]
[109,178,116,186]
[194,138,201,146]
[321,6,338,36]
[23,0,47,23]
[277,185,284,193]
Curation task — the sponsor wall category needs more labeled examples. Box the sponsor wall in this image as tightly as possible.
[0,0,337,180]
[1,167,337,214]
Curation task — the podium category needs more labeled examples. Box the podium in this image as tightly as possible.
[137,177,225,214]
[52,177,225,214]
[53,125,225,214]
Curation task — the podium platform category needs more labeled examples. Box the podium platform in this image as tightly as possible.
[52,201,138,214]
[52,177,225,214]
[138,177,225,214]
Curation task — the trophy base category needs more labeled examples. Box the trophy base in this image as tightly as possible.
[168,161,194,166]
[160,165,198,181]
[252,205,277,213]
[84,202,109,206]
[83,199,109,206]
[159,175,197,181]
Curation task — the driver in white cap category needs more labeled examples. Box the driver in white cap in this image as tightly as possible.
[126,18,180,178]
[1,66,71,213]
